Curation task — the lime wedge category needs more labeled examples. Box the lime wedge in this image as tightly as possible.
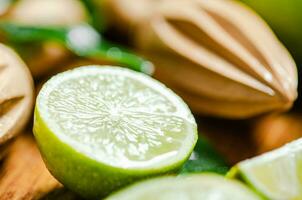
[33,66,197,198]
[228,138,302,199]
[106,174,261,200]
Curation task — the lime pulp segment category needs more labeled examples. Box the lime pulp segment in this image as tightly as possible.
[34,66,197,198]
[229,138,302,200]
[106,174,262,200]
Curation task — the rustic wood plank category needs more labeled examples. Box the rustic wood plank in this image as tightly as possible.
[0,133,61,200]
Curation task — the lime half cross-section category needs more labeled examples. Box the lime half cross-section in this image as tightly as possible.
[228,138,302,200]
[33,66,197,199]
[106,174,261,200]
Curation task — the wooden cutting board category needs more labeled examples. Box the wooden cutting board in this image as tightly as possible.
[0,133,78,200]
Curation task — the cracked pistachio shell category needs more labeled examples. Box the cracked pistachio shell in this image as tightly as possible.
[105,0,298,118]
[0,44,34,144]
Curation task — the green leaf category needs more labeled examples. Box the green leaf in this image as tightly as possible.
[180,136,229,175]
[0,22,153,74]
[0,22,67,43]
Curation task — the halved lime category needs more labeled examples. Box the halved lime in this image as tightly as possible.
[106,174,261,200]
[33,66,197,198]
[228,138,302,199]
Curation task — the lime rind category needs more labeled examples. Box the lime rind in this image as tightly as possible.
[106,173,262,200]
[227,167,268,200]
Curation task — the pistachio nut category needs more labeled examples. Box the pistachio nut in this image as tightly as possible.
[0,44,34,144]
[104,0,298,118]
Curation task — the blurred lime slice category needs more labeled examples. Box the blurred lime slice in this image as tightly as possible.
[33,66,197,198]
[228,138,302,199]
[106,174,261,200]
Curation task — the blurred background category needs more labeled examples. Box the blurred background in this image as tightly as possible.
[0,0,302,199]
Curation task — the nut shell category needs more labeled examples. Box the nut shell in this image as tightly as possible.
[0,44,34,144]
[106,0,298,118]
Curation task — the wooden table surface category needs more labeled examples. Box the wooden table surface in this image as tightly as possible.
[1,60,302,199]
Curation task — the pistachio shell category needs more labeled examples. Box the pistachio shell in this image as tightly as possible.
[6,0,88,26]
[105,0,298,118]
[0,44,34,144]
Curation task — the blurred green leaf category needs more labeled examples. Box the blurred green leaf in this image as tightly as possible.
[0,22,153,74]
[0,22,67,43]
[180,136,229,175]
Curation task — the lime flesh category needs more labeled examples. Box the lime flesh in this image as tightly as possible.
[106,174,261,200]
[228,138,302,200]
[33,66,197,198]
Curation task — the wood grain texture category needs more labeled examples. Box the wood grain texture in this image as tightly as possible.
[0,133,60,200]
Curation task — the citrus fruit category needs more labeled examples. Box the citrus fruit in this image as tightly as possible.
[33,66,197,198]
[106,173,261,200]
[228,138,302,199]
